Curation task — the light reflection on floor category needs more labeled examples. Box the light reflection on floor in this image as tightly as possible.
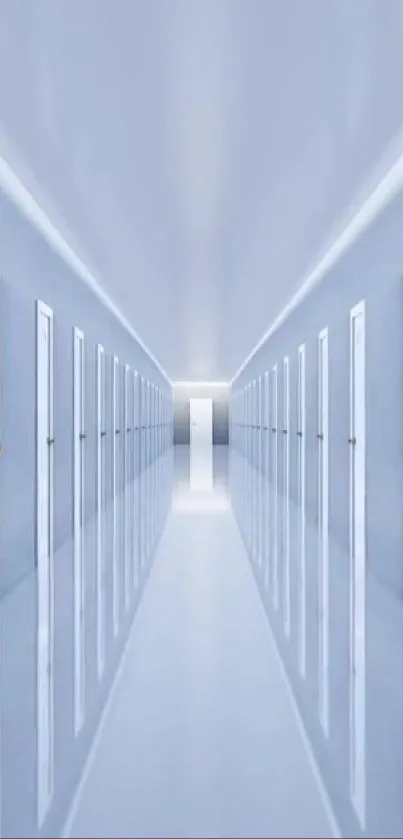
[172,443,230,513]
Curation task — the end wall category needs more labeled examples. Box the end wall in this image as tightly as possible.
[173,383,229,445]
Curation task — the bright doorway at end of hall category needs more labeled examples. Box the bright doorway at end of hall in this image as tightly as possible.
[190,397,213,490]
[190,398,213,447]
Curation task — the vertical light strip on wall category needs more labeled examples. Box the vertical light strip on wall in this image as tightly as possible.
[112,355,120,638]
[271,364,279,609]
[297,343,307,678]
[36,300,55,828]
[318,328,330,737]
[73,327,85,736]
[96,344,106,678]
[283,355,291,637]
[349,300,366,829]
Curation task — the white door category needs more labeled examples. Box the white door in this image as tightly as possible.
[163,391,166,452]
[263,371,270,588]
[241,387,247,536]
[155,386,160,526]
[112,356,120,637]
[257,375,262,568]
[96,344,106,678]
[190,397,213,447]
[283,356,291,637]
[140,376,146,567]
[247,383,252,547]
[271,365,278,609]
[36,300,54,827]
[251,380,256,554]
[73,328,86,735]
[150,383,156,545]
[151,382,155,464]
[189,398,213,490]
[251,379,257,561]
[318,328,329,737]
[145,380,151,556]
[243,386,248,540]
[349,300,366,828]
[133,371,139,586]
[158,387,162,460]
[297,343,307,678]
[124,364,131,610]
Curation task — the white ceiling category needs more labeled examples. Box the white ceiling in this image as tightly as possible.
[1,0,403,381]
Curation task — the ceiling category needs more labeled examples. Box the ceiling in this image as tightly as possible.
[1,0,403,381]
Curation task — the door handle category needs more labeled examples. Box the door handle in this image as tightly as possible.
[317,433,324,440]
[297,431,303,437]
[47,436,55,445]
[348,437,356,445]
[101,431,107,437]
[282,429,288,434]
[79,432,87,440]
[271,428,277,433]
[126,427,132,433]
[115,429,120,435]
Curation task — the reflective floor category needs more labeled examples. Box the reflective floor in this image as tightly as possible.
[63,445,336,839]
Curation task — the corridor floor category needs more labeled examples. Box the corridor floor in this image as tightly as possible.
[64,447,337,839]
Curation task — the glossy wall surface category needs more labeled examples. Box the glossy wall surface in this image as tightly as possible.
[0,185,174,838]
[229,187,403,839]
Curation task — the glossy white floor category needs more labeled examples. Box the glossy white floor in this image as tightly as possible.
[64,445,337,839]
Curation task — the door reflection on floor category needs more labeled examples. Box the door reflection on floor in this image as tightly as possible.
[190,443,213,492]
[173,444,229,514]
